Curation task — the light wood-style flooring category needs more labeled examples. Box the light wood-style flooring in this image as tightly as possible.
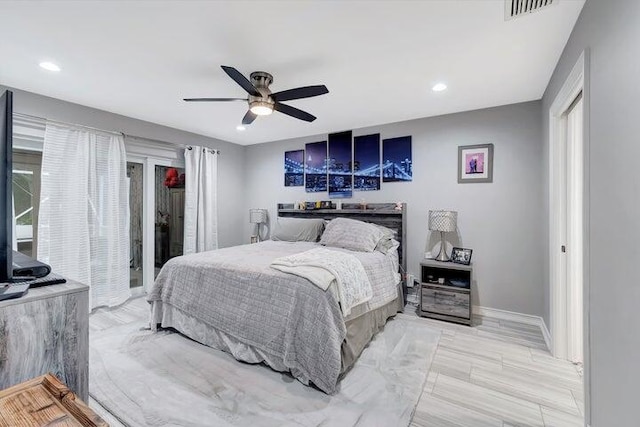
[89,294,584,427]
[404,287,584,427]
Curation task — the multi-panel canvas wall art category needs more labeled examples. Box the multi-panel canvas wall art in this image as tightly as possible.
[382,136,412,182]
[305,141,328,192]
[284,149,304,187]
[328,131,353,198]
[353,133,381,191]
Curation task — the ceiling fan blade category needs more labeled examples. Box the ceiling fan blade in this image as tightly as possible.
[183,97,247,102]
[221,66,262,97]
[242,110,257,125]
[273,102,316,122]
[271,85,329,102]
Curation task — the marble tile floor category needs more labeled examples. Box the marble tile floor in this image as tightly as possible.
[89,294,584,427]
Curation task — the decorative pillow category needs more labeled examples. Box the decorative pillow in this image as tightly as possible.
[271,217,325,242]
[372,224,399,254]
[320,218,384,252]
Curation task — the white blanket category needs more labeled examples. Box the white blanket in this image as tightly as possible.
[271,247,373,316]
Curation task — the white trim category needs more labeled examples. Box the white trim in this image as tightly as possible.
[549,51,585,360]
[540,318,552,354]
[142,157,155,293]
[130,285,146,298]
[473,305,552,352]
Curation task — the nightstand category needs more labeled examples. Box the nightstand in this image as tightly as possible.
[420,259,472,325]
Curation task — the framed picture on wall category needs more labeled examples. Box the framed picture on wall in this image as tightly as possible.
[382,136,412,182]
[305,141,328,192]
[328,131,353,198]
[458,143,494,183]
[284,149,304,187]
[354,133,381,191]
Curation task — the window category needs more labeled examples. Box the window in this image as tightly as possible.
[12,150,42,258]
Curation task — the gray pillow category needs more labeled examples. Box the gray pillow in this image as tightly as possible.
[271,217,325,242]
[372,224,399,254]
[320,218,384,252]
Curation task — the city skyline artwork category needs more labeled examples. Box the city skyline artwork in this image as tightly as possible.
[354,133,381,191]
[328,131,353,198]
[382,136,412,182]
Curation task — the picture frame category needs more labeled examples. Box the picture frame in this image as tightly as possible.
[383,136,412,182]
[284,149,304,187]
[250,235,258,244]
[458,143,493,183]
[450,247,473,265]
[328,131,353,198]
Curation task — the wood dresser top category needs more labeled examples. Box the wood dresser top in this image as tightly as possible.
[0,279,88,308]
[0,373,107,427]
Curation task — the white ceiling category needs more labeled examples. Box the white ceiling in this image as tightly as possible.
[0,1,584,146]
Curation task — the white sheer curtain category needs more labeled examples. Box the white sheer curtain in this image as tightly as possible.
[38,122,130,309]
[183,146,218,254]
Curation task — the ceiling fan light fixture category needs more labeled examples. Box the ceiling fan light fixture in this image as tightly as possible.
[250,101,274,116]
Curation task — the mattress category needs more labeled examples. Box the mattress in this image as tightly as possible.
[147,240,401,394]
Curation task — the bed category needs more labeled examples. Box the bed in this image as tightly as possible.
[147,202,406,394]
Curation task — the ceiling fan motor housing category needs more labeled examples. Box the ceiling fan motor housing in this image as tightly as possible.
[249,71,275,113]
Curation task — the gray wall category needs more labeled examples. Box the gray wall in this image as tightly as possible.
[542,0,640,425]
[244,101,544,317]
[0,85,246,249]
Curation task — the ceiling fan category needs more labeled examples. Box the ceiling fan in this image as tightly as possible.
[184,66,329,125]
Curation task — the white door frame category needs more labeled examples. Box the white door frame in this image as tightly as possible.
[566,96,584,363]
[548,51,585,360]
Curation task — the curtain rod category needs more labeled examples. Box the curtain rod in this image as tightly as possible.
[13,112,221,154]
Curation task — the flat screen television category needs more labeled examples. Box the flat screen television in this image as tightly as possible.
[0,90,13,282]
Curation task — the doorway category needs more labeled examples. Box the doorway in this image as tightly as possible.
[549,52,587,365]
[154,165,185,278]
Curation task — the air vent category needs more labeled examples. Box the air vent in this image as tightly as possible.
[505,0,556,20]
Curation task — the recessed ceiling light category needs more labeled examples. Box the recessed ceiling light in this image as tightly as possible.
[39,61,61,72]
[236,125,246,131]
[432,83,447,92]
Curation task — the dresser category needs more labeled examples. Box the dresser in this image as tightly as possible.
[420,259,472,325]
[0,280,89,401]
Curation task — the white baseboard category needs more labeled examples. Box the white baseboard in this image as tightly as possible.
[130,286,146,298]
[473,305,552,351]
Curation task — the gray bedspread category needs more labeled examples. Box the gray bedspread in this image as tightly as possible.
[147,240,399,394]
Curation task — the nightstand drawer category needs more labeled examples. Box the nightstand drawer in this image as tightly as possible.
[421,287,470,319]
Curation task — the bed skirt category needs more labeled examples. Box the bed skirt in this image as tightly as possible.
[150,283,404,391]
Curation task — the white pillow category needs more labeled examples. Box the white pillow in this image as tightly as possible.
[320,218,384,252]
[271,217,325,242]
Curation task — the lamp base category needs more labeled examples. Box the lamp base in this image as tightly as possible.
[434,231,450,262]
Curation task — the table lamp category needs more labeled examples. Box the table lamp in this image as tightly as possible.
[249,209,267,242]
[428,210,458,262]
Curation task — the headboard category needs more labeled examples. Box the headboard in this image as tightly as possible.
[277,202,407,277]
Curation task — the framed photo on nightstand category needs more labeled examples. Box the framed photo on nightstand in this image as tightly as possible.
[451,247,472,265]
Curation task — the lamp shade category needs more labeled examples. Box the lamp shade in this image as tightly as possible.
[249,209,267,224]
[428,210,457,232]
